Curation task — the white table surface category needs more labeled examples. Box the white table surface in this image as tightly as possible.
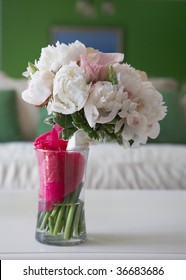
[0,189,186,260]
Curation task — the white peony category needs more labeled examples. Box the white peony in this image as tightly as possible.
[36,40,86,73]
[51,61,89,114]
[115,99,148,147]
[138,81,167,124]
[84,81,128,128]
[122,113,149,148]
[22,70,54,106]
[113,64,167,147]
[114,63,142,97]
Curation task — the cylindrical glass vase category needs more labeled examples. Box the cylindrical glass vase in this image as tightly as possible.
[35,148,89,246]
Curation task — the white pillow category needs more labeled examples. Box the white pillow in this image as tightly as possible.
[0,72,39,140]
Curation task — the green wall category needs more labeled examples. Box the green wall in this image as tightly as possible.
[0,0,2,69]
[1,0,186,82]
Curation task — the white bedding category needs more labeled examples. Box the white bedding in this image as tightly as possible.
[0,142,186,190]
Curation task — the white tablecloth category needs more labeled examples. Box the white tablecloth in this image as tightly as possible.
[0,190,186,259]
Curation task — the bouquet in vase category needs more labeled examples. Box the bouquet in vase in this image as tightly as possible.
[22,40,166,244]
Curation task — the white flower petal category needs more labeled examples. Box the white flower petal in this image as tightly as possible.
[22,70,54,106]
[84,81,125,127]
[115,119,124,133]
[84,102,99,128]
[147,122,160,139]
[67,129,91,150]
[98,103,121,124]
[36,40,86,73]
[51,62,89,114]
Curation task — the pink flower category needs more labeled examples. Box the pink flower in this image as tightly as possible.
[80,51,124,82]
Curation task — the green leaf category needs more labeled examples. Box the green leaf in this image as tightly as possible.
[71,111,85,126]
[108,65,118,85]
[72,111,100,140]
[102,123,115,133]
[96,123,124,144]
[44,116,55,125]
[116,134,123,145]
[54,113,73,129]
[85,127,100,140]
[28,62,38,74]
[62,127,77,140]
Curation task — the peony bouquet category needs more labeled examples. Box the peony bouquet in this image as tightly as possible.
[22,40,166,244]
[22,40,166,148]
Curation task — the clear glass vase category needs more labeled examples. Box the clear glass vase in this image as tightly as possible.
[35,148,89,246]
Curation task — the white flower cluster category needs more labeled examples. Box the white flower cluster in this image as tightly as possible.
[22,40,166,147]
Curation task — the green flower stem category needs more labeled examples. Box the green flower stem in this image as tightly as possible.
[53,205,65,236]
[48,216,54,235]
[63,203,77,240]
[78,208,85,234]
[37,183,84,240]
[40,211,50,230]
[37,211,45,228]
[50,204,59,218]
[73,200,84,237]
[64,204,70,221]
[62,184,83,239]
